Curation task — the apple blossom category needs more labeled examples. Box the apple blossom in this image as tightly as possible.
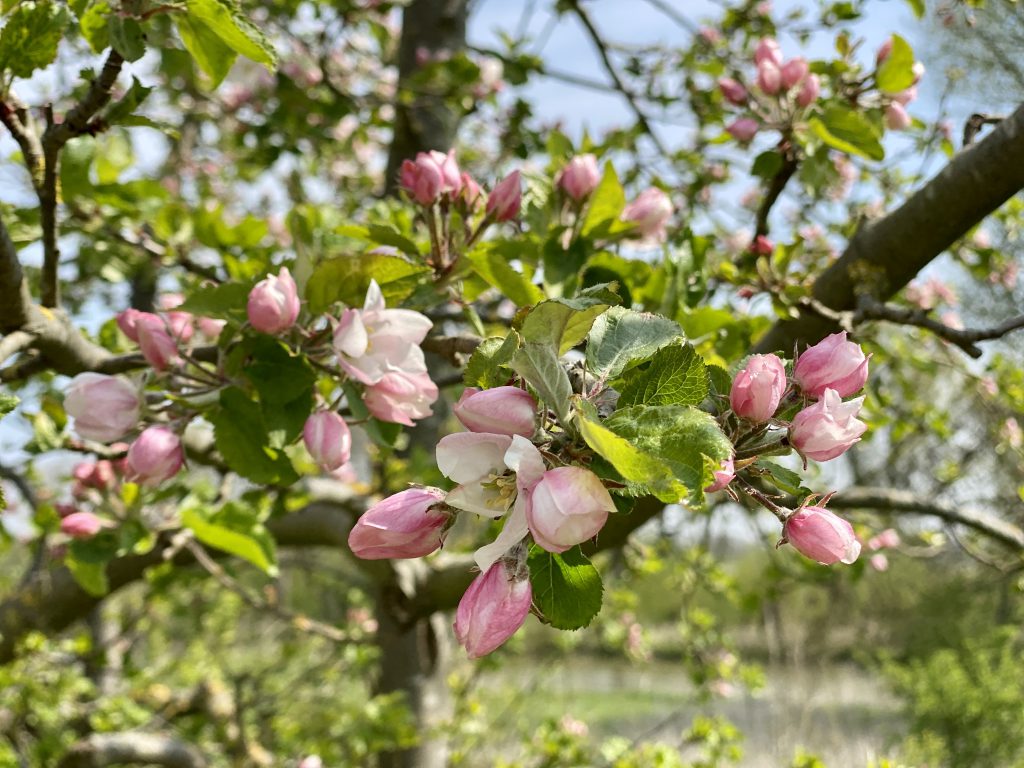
[726,118,759,143]
[754,37,783,66]
[868,528,901,550]
[527,467,615,553]
[756,59,782,94]
[247,267,300,335]
[303,411,353,471]
[789,389,867,461]
[453,386,536,438]
[136,314,181,371]
[348,487,449,559]
[793,332,869,398]
[730,354,787,422]
[64,373,141,443]
[454,558,532,659]
[784,506,861,565]
[886,103,912,131]
[400,153,443,204]
[61,511,104,539]
[718,77,747,105]
[364,370,439,426]
[127,426,184,485]
[705,458,735,493]
[333,280,433,385]
[116,308,144,341]
[780,58,809,89]
[621,187,673,242]
[557,155,601,201]
[796,73,821,107]
[486,170,522,222]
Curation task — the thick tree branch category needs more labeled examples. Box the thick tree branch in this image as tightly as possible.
[56,732,206,768]
[754,101,1024,354]
[0,498,362,664]
[828,487,1024,550]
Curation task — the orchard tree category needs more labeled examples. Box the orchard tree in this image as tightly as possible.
[0,0,1023,766]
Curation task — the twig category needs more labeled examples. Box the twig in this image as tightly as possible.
[183,538,354,645]
[0,331,32,366]
[754,151,799,239]
[963,113,1006,147]
[564,0,670,157]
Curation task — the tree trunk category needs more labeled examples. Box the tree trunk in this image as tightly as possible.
[383,0,470,193]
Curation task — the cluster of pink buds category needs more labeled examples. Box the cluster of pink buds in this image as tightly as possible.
[720,37,820,143]
[711,332,870,565]
[347,384,617,658]
[118,294,225,371]
[875,37,924,131]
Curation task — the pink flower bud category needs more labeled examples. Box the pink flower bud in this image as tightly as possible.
[454,558,532,658]
[869,553,889,572]
[400,155,443,205]
[621,187,673,242]
[116,308,144,341]
[136,314,181,371]
[55,502,77,518]
[893,86,917,105]
[704,458,735,493]
[718,77,748,105]
[298,757,323,768]
[364,370,439,426]
[459,172,483,210]
[454,386,536,437]
[163,311,194,343]
[247,267,300,335]
[886,102,911,131]
[64,373,141,443]
[348,487,449,559]
[750,234,774,256]
[726,118,759,143]
[754,37,783,66]
[557,155,601,201]
[756,60,782,94]
[127,426,184,485]
[876,37,893,64]
[793,331,869,398]
[197,316,226,340]
[486,170,522,222]
[303,411,352,472]
[61,511,104,540]
[780,58,809,89]
[73,460,116,492]
[730,354,787,422]
[699,26,722,44]
[527,467,614,553]
[868,528,900,550]
[789,389,867,461]
[428,149,463,195]
[796,73,820,107]
[784,506,861,565]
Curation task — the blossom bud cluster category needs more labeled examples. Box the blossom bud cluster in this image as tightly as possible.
[399,149,523,226]
[348,384,616,658]
[875,35,925,132]
[720,37,820,144]
[118,294,226,371]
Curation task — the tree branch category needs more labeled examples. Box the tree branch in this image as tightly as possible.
[828,486,1024,550]
[754,101,1024,354]
[565,0,670,157]
[56,732,206,768]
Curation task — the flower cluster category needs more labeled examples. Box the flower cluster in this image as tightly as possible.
[875,36,924,131]
[720,37,820,143]
[711,332,870,565]
[348,385,616,658]
[117,294,225,371]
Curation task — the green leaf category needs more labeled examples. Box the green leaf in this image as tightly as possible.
[336,224,420,258]
[581,162,630,238]
[208,388,298,486]
[528,546,603,630]
[518,295,611,354]
[78,0,111,53]
[751,150,784,179]
[585,306,682,379]
[467,243,544,307]
[0,392,17,417]
[757,460,813,498]
[617,343,708,407]
[108,15,145,62]
[576,400,688,504]
[182,507,277,575]
[305,251,429,314]
[463,334,519,388]
[808,107,884,161]
[177,282,250,320]
[875,34,915,93]
[510,342,573,427]
[604,405,733,506]
[0,1,70,78]
[183,0,276,66]
[175,14,237,86]
[66,557,109,597]
[241,337,315,446]
[904,0,925,18]
[102,76,153,126]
